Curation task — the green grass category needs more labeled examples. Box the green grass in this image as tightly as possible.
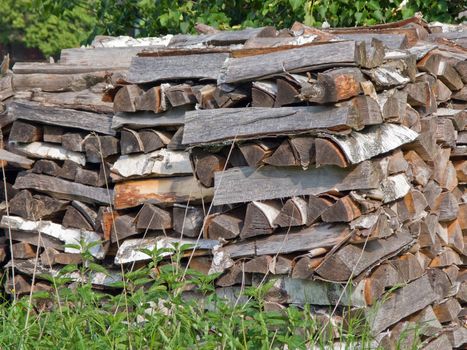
[0,243,417,349]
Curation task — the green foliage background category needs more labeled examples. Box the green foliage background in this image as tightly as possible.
[1,0,465,56]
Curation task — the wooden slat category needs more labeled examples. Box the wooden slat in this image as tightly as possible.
[113,176,213,209]
[8,101,115,135]
[212,161,383,205]
[112,109,186,130]
[127,53,229,84]
[219,41,358,84]
[14,173,112,205]
[182,104,366,146]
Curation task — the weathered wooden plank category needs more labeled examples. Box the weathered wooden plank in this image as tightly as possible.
[114,237,219,264]
[212,161,383,205]
[13,62,126,74]
[113,176,213,209]
[221,223,349,258]
[8,101,115,135]
[14,172,112,205]
[12,72,107,92]
[112,109,186,130]
[0,216,105,259]
[324,123,419,164]
[335,33,408,49]
[111,149,192,179]
[219,41,358,84]
[0,149,34,169]
[127,53,229,84]
[183,105,365,146]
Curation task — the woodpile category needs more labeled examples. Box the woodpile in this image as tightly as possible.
[0,16,466,348]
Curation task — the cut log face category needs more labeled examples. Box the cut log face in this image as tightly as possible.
[273,197,308,227]
[9,190,68,220]
[192,150,227,187]
[315,138,349,168]
[62,205,94,231]
[9,121,42,143]
[135,87,165,113]
[321,195,362,223]
[289,136,315,169]
[172,204,204,238]
[241,200,281,239]
[113,85,143,112]
[263,140,299,166]
[136,203,172,231]
[111,214,140,243]
[299,67,364,103]
[206,211,243,240]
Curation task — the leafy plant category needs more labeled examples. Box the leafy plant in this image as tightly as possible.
[0,0,464,56]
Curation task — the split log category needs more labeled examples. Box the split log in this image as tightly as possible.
[251,81,276,107]
[9,121,42,143]
[164,84,196,107]
[10,190,68,220]
[72,200,97,230]
[241,201,281,239]
[135,86,167,113]
[321,196,362,223]
[299,67,364,103]
[193,84,217,109]
[58,160,80,180]
[433,192,459,222]
[11,242,36,259]
[83,135,119,163]
[62,205,94,231]
[212,85,249,108]
[111,214,140,243]
[418,53,463,90]
[212,161,383,206]
[136,203,172,230]
[172,204,204,238]
[206,210,243,240]
[43,126,63,144]
[285,137,315,170]
[404,150,432,186]
[316,231,413,281]
[274,197,308,227]
[432,298,461,323]
[274,76,301,107]
[32,159,61,176]
[113,176,213,209]
[113,85,143,112]
[127,53,229,84]
[120,129,144,154]
[41,247,82,266]
[8,230,63,251]
[263,139,298,166]
[192,150,226,187]
[9,101,115,135]
[314,138,349,168]
[14,172,112,205]
[61,132,86,152]
[238,141,275,168]
[0,216,105,258]
[368,274,439,335]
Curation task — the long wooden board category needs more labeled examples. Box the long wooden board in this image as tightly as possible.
[212,161,383,205]
[218,41,357,84]
[112,109,186,130]
[113,176,214,209]
[14,173,112,205]
[182,105,363,145]
[8,101,115,136]
[127,53,229,84]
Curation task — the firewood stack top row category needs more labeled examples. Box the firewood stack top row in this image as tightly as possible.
[0,15,466,348]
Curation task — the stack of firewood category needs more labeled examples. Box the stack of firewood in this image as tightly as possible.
[0,16,465,348]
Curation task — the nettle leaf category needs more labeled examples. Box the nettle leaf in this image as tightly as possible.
[289,0,303,11]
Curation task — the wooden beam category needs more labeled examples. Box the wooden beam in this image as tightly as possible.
[219,41,358,84]
[182,103,372,146]
[14,172,112,205]
[8,101,115,136]
[113,176,213,209]
[212,161,383,205]
[127,53,229,84]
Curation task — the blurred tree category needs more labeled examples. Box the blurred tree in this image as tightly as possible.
[0,0,464,56]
